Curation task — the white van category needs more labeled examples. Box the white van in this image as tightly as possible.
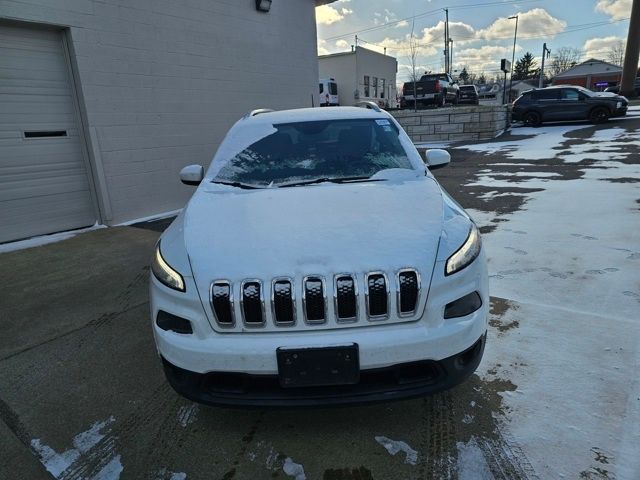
[319,78,339,106]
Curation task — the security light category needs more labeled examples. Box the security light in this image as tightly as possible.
[255,0,272,12]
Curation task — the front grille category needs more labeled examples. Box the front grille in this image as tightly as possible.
[209,269,423,329]
[335,274,357,321]
[210,281,234,326]
[366,272,389,319]
[272,278,295,325]
[303,276,326,323]
[241,280,264,326]
[397,270,420,316]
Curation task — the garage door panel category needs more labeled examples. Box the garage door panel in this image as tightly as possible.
[0,23,96,243]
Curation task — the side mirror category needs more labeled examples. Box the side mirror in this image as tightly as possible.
[179,164,204,186]
[424,149,451,170]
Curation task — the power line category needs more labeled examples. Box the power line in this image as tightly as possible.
[320,0,541,41]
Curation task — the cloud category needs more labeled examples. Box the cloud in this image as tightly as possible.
[583,35,625,59]
[455,45,520,71]
[595,0,631,20]
[335,39,350,49]
[316,4,353,25]
[418,20,477,46]
[396,20,409,28]
[317,39,330,56]
[477,8,566,40]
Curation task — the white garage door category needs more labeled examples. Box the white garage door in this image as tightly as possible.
[0,23,96,244]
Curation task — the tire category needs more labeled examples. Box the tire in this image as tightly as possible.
[438,93,446,108]
[589,107,610,124]
[523,111,541,127]
[453,93,459,106]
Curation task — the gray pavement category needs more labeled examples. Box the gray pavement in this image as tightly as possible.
[1,114,639,480]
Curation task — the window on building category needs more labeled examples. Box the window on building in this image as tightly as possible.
[319,83,323,94]
[381,79,386,98]
[364,76,370,97]
[373,77,378,97]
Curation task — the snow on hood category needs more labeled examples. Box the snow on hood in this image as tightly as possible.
[592,91,619,98]
[184,176,445,298]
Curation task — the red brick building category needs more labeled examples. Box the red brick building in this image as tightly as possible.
[552,59,622,91]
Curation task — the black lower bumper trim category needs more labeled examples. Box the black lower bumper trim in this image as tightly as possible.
[161,332,486,408]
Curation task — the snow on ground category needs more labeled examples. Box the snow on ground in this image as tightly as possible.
[456,437,493,480]
[461,121,640,479]
[31,416,123,479]
[374,436,419,465]
[0,224,106,254]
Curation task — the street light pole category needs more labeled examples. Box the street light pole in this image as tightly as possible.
[449,38,454,74]
[508,15,518,103]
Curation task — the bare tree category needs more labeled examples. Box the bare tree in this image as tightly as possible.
[549,47,581,77]
[607,41,625,66]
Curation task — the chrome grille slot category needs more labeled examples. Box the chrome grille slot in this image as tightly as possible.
[366,272,389,319]
[398,269,420,316]
[303,276,326,323]
[272,278,295,325]
[241,280,264,326]
[335,274,357,322]
[210,280,234,326]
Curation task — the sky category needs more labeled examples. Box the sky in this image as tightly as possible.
[315,0,632,83]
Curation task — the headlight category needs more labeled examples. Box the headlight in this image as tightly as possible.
[445,223,481,276]
[151,241,185,292]
[616,101,622,109]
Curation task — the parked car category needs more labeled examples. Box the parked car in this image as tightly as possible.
[401,73,460,109]
[604,78,640,96]
[150,103,488,407]
[512,85,628,126]
[458,85,479,105]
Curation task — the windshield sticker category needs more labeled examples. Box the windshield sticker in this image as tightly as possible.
[376,119,391,126]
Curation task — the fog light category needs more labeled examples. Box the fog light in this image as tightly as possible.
[156,311,193,334]
[444,292,482,319]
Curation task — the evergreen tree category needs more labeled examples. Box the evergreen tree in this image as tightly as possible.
[458,67,470,84]
[513,52,539,80]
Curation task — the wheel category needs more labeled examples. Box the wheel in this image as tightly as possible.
[523,111,541,127]
[589,107,609,124]
[437,93,445,108]
[453,93,459,106]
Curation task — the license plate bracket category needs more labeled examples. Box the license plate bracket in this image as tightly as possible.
[277,344,359,388]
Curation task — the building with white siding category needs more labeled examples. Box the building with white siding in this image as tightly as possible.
[318,46,398,109]
[0,0,331,243]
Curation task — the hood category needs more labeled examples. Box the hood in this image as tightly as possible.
[184,177,445,302]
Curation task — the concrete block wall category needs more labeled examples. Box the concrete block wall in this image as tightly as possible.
[1,0,320,224]
[391,105,510,143]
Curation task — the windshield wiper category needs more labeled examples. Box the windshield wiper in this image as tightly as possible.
[211,180,262,190]
[278,176,381,188]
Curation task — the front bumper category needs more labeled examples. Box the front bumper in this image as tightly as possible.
[612,106,628,117]
[161,332,486,407]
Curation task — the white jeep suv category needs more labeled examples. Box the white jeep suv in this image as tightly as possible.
[150,104,488,407]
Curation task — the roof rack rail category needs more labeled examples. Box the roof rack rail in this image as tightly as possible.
[244,108,274,118]
[355,101,382,112]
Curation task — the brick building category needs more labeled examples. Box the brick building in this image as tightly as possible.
[551,58,622,91]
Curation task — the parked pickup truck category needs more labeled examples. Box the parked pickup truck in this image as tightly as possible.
[401,73,460,109]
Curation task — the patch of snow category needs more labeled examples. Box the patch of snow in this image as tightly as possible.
[93,455,123,480]
[486,171,561,178]
[457,438,493,480]
[177,404,198,428]
[374,436,418,465]
[282,457,306,480]
[471,131,640,477]
[31,416,120,480]
[115,209,182,226]
[0,223,106,254]
[155,468,187,480]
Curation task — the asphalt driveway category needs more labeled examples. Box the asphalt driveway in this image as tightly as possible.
[1,111,639,480]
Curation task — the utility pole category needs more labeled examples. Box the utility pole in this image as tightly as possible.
[539,43,551,88]
[355,35,358,48]
[444,8,449,74]
[449,38,454,74]
[508,15,518,103]
[620,0,640,97]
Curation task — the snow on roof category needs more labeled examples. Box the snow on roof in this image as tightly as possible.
[242,106,388,125]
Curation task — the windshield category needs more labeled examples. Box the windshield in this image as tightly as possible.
[212,118,415,188]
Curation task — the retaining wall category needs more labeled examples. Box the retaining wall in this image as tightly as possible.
[391,105,510,143]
